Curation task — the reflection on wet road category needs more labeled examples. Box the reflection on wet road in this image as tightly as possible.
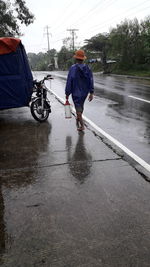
[66,134,92,184]
[91,75,150,164]
[46,71,150,164]
[94,74,150,100]
[0,83,150,266]
[0,108,52,265]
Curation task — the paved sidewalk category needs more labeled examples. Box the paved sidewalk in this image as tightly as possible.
[0,95,150,267]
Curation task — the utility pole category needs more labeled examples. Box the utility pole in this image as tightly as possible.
[67,29,79,51]
[44,25,51,51]
[44,25,52,67]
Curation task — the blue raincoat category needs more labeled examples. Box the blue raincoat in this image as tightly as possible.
[65,63,94,107]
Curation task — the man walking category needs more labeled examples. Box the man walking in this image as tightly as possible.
[65,50,94,131]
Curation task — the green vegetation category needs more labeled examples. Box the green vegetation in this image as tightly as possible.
[83,17,150,77]
[28,49,57,71]
[28,17,150,77]
[0,2,149,77]
[111,69,150,77]
[0,0,34,36]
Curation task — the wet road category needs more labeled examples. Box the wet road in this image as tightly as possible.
[88,74,150,164]
[40,71,150,164]
[0,93,150,266]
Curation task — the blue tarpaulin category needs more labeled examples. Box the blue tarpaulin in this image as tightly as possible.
[0,37,33,109]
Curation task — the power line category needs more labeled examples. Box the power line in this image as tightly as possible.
[77,4,150,48]
[51,0,86,32]
[69,0,117,28]
[49,0,109,40]
[83,0,150,35]
[47,1,149,51]
[51,0,118,41]
[37,0,150,53]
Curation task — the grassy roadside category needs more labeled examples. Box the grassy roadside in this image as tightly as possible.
[111,69,150,78]
[89,63,150,78]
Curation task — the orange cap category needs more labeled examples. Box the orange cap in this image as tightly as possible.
[73,50,87,60]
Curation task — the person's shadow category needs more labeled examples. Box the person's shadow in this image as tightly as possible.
[66,133,92,184]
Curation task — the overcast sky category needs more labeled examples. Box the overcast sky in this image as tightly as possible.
[20,0,150,54]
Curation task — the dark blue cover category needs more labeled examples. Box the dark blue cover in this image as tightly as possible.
[0,42,33,109]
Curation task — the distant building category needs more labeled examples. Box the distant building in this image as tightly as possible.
[88,58,116,64]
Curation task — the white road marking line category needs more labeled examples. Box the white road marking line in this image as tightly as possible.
[83,116,150,173]
[48,87,150,174]
[128,95,150,103]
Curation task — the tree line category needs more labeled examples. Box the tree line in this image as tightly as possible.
[0,1,150,76]
[84,17,150,75]
[28,17,150,76]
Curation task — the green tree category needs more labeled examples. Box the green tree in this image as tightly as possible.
[140,16,150,66]
[84,33,111,73]
[28,49,57,71]
[47,48,57,70]
[0,0,34,36]
[109,19,142,70]
[57,47,73,70]
[62,37,72,50]
[27,53,39,70]
[109,18,150,71]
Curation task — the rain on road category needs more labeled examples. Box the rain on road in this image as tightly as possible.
[35,71,150,165]
[0,72,150,266]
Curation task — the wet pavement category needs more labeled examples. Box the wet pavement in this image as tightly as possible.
[48,71,150,164]
[0,95,150,266]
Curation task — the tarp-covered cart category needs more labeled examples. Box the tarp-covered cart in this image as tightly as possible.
[0,37,33,109]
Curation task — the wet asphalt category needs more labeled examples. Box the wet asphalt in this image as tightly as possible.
[50,71,150,165]
[0,94,150,267]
